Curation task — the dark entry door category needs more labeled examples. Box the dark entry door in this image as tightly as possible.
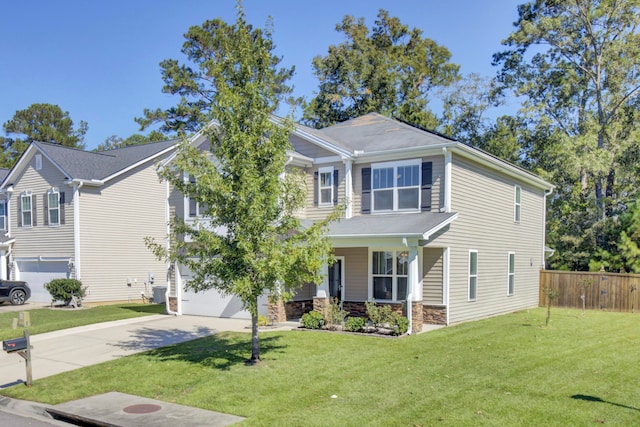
[328,259,342,302]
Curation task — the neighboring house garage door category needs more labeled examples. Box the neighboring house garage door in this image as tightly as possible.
[16,260,70,303]
[179,264,266,319]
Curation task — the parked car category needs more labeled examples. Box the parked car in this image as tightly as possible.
[0,280,31,305]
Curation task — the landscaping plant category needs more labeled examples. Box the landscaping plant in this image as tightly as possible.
[44,279,85,305]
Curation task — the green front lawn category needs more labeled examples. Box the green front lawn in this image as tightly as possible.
[0,303,165,341]
[3,308,639,426]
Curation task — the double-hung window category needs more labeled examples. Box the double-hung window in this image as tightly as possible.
[318,167,334,206]
[372,250,409,301]
[21,193,32,227]
[514,185,521,222]
[372,160,420,212]
[507,252,515,296]
[0,201,5,231]
[468,250,478,301]
[48,190,60,226]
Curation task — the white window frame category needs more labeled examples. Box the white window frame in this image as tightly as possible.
[507,252,515,296]
[0,200,5,231]
[318,166,334,207]
[514,185,521,223]
[186,174,200,218]
[35,154,42,171]
[468,250,478,301]
[370,249,410,302]
[21,192,32,228]
[48,189,60,226]
[371,159,421,213]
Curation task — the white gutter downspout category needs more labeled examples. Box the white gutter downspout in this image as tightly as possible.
[542,187,554,269]
[72,181,83,280]
[343,159,353,219]
[403,238,420,335]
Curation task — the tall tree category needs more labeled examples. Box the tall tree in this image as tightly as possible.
[303,9,459,129]
[145,7,338,363]
[95,131,166,151]
[136,15,294,136]
[0,103,87,167]
[493,0,640,270]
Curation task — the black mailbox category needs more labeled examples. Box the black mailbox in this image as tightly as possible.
[3,337,28,353]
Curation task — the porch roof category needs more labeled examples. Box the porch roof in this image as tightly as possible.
[326,211,458,240]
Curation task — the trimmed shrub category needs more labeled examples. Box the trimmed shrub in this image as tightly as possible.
[300,310,325,329]
[323,298,349,328]
[365,301,394,327]
[392,315,410,335]
[344,316,366,332]
[45,279,85,304]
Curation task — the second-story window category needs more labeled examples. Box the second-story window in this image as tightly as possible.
[0,201,5,231]
[48,190,60,226]
[319,167,334,206]
[372,160,420,212]
[21,193,32,227]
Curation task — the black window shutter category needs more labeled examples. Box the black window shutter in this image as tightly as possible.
[421,162,433,212]
[17,198,21,227]
[333,169,339,205]
[43,194,48,226]
[60,192,65,225]
[313,171,319,206]
[32,196,37,226]
[361,167,371,214]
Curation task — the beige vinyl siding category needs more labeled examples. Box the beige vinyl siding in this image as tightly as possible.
[290,134,336,159]
[336,247,368,301]
[436,155,546,324]
[423,247,443,304]
[79,163,168,303]
[293,283,315,300]
[9,156,75,263]
[303,162,345,220]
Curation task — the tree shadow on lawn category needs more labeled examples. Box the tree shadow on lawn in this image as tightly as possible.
[111,327,284,370]
[571,394,640,412]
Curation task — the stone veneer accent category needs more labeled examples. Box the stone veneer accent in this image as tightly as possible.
[411,301,424,333]
[168,297,178,313]
[423,304,447,325]
[313,297,331,314]
[268,298,287,323]
[285,300,313,319]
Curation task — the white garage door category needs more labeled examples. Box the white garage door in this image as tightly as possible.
[16,261,70,303]
[179,265,267,319]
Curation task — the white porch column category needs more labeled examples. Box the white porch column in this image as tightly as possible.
[0,252,6,280]
[406,244,420,334]
[443,247,450,325]
[317,261,330,298]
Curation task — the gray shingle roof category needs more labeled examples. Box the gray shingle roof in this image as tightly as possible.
[35,139,177,181]
[0,168,9,183]
[327,211,458,239]
[316,113,454,152]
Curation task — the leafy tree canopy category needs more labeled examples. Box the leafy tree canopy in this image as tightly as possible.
[136,14,294,136]
[493,0,640,270]
[0,103,87,167]
[95,131,166,151]
[145,6,339,363]
[303,9,459,129]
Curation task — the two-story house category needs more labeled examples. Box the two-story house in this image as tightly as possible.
[167,113,553,331]
[0,140,177,304]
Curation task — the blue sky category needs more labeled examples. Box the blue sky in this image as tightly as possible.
[0,0,522,150]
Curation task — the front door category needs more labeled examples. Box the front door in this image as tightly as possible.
[328,257,344,302]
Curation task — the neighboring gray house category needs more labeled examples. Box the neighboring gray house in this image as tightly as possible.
[166,113,553,331]
[0,140,177,304]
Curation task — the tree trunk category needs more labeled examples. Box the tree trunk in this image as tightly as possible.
[249,295,261,364]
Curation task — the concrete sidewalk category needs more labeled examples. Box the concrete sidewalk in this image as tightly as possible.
[0,314,298,426]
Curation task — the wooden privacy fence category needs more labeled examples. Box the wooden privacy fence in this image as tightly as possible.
[540,270,640,313]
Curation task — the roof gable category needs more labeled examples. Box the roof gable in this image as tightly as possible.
[1,140,177,188]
